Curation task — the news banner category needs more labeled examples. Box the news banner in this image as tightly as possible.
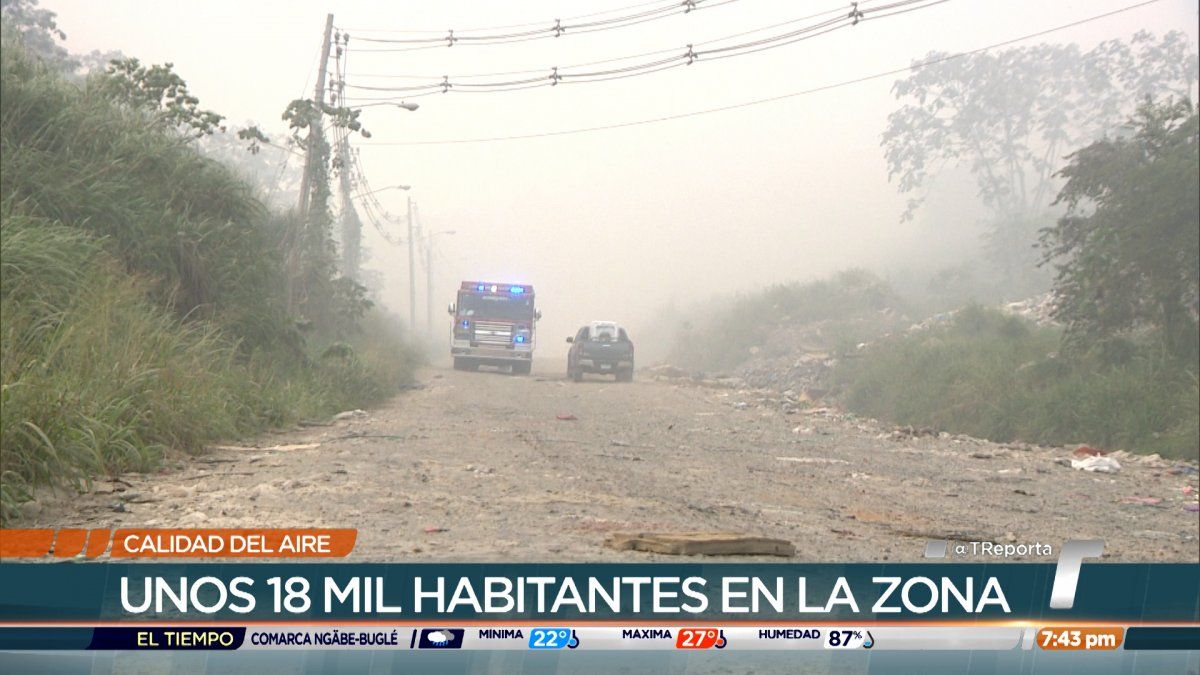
[0,529,1197,672]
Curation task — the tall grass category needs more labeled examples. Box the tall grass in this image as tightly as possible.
[668,269,905,371]
[1,33,289,350]
[836,306,1200,459]
[1,37,418,520]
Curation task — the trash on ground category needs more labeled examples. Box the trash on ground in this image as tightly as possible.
[423,526,449,534]
[273,443,321,452]
[1184,503,1200,513]
[1070,456,1121,473]
[1120,496,1163,506]
[604,532,795,557]
[647,364,689,379]
[333,409,368,421]
[776,456,849,465]
[889,425,936,440]
[1073,445,1107,457]
[209,442,320,453]
[555,412,578,421]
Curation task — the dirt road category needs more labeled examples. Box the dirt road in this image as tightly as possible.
[23,361,1200,562]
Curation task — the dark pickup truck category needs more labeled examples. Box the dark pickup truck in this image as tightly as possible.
[566,322,634,382]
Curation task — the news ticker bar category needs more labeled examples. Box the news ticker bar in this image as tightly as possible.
[1,626,1196,652]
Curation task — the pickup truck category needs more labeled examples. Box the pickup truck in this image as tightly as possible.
[566,321,634,382]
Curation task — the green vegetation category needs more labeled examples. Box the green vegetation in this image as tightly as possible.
[1,35,417,520]
[837,306,1198,460]
[1041,98,1199,363]
[665,96,1198,460]
[667,269,905,372]
[883,32,1197,290]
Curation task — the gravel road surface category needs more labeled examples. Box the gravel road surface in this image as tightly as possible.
[23,361,1200,562]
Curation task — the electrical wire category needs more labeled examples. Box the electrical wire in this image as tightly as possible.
[343,1,857,82]
[354,0,1169,147]
[336,0,938,97]
[338,0,674,35]
[346,146,410,246]
[339,0,740,51]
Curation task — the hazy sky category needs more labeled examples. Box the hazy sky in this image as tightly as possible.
[45,0,1200,347]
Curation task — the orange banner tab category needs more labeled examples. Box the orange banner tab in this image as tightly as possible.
[1037,627,1124,650]
[0,529,56,557]
[108,528,357,558]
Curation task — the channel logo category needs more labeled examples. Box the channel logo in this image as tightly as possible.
[416,629,465,649]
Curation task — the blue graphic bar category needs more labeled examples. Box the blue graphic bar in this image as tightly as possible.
[1125,627,1200,651]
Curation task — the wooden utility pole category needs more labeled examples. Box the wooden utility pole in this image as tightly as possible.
[336,142,360,279]
[425,222,434,337]
[407,196,417,328]
[298,13,334,215]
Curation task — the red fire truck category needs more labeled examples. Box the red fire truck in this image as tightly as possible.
[447,281,540,375]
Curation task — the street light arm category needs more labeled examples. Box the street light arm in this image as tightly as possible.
[351,184,411,199]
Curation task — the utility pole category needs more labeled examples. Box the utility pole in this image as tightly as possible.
[407,196,417,328]
[336,142,360,280]
[425,225,434,337]
[298,13,334,215]
[332,30,360,281]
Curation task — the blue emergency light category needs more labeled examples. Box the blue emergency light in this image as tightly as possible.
[464,281,531,294]
[514,335,526,343]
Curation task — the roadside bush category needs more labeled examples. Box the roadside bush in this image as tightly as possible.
[0,38,420,521]
[1,36,291,352]
[1,217,248,510]
[837,306,1199,459]
[668,269,906,372]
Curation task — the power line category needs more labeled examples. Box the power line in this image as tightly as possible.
[345,146,410,246]
[356,0,1168,147]
[338,0,741,51]
[337,0,679,35]
[342,1,883,81]
[337,0,939,97]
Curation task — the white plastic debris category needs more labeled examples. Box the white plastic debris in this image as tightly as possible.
[1070,456,1122,473]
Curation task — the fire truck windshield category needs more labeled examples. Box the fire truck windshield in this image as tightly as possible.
[457,293,535,321]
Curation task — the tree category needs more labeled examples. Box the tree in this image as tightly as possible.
[883,32,1197,285]
[0,0,74,70]
[1040,97,1199,360]
[278,98,371,323]
[197,125,301,208]
[92,58,226,138]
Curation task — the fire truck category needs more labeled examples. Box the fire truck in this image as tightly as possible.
[447,281,540,374]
